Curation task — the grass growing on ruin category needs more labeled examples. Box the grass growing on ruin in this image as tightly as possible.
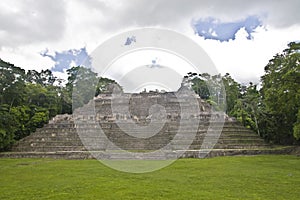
[0,155,300,200]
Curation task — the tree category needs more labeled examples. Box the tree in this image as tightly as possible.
[231,82,261,135]
[0,105,17,151]
[260,42,300,144]
[66,66,98,110]
[191,76,210,99]
[9,105,31,140]
[26,69,57,86]
[185,72,226,111]
[95,77,118,96]
[66,66,120,111]
[0,59,26,107]
[293,109,300,140]
[243,83,261,135]
[0,59,62,149]
[222,73,241,115]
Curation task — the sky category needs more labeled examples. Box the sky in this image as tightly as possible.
[0,0,300,87]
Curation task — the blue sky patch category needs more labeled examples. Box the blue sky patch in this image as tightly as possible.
[192,16,263,42]
[148,57,162,68]
[40,47,92,72]
[124,36,136,46]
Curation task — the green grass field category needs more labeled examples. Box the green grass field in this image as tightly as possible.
[0,155,299,200]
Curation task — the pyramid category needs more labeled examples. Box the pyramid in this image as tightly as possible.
[0,86,292,159]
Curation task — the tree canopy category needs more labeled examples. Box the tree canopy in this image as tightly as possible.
[188,42,300,145]
[260,42,300,144]
[0,59,115,151]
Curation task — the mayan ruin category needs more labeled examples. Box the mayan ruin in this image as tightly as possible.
[0,83,291,160]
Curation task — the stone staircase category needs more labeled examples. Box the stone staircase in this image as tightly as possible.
[0,117,292,159]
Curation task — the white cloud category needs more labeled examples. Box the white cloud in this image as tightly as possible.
[0,0,66,47]
[0,0,300,85]
[188,25,300,83]
[0,46,54,71]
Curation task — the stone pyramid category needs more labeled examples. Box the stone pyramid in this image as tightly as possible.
[0,86,292,159]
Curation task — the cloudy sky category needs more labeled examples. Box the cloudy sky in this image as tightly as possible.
[0,0,300,86]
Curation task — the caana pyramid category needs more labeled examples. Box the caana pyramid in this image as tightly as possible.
[0,84,292,159]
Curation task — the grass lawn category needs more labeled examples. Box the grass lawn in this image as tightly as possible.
[0,155,299,200]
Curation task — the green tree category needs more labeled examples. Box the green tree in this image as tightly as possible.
[0,105,17,151]
[95,77,118,96]
[66,66,119,111]
[9,105,31,140]
[222,73,241,115]
[0,59,62,149]
[293,109,300,140]
[243,83,261,135]
[66,66,98,110]
[260,42,300,144]
[185,72,226,111]
[0,59,26,107]
[26,69,57,86]
[231,83,261,135]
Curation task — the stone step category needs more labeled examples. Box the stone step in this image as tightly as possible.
[31,132,79,138]
[13,146,87,152]
[33,125,253,132]
[30,132,256,139]
[14,141,84,147]
[13,138,269,150]
[0,151,93,159]
[19,137,81,142]
[221,129,257,133]
[12,141,269,149]
[217,139,265,144]
[174,133,259,140]
[172,143,270,150]
[14,140,269,151]
[171,138,265,145]
[27,132,259,142]
[103,151,176,160]
[1,146,294,159]
[181,147,294,158]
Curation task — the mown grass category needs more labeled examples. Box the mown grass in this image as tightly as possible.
[0,155,299,200]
